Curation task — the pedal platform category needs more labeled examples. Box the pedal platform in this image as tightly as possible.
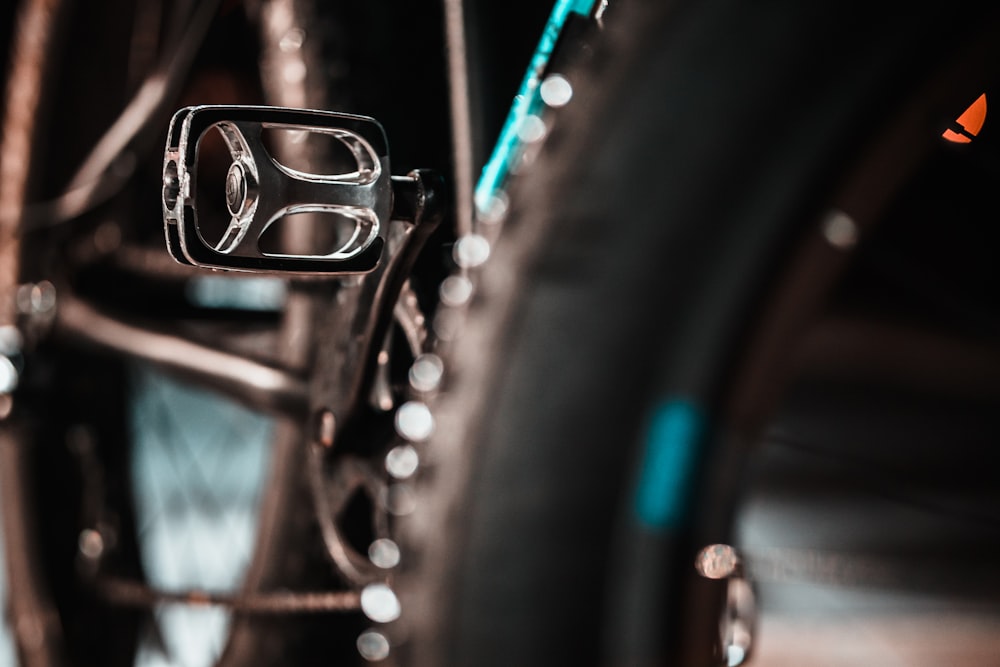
[162,106,392,274]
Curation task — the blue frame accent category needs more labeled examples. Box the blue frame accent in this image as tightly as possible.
[474,0,597,214]
[634,399,707,530]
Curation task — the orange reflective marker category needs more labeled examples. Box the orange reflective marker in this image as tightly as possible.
[942,93,987,143]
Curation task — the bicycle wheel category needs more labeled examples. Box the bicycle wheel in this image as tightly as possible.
[396,1,1000,665]
[0,1,451,665]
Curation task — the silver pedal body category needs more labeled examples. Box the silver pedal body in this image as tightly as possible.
[162,106,391,274]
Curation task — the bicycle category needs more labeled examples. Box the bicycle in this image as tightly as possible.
[2,0,999,665]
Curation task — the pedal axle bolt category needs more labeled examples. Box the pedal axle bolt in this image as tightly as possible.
[163,160,180,210]
[226,162,249,217]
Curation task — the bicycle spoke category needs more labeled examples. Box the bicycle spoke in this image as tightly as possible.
[130,366,274,667]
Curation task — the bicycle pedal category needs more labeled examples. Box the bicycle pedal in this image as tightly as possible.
[162,106,391,274]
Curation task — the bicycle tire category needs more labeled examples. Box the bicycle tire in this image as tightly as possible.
[398,2,1000,665]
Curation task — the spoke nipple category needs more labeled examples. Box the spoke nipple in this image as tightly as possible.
[163,160,180,210]
[316,409,336,448]
[695,543,741,579]
[16,281,56,316]
[225,162,248,217]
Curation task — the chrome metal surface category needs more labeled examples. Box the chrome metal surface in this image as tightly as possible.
[163,105,392,273]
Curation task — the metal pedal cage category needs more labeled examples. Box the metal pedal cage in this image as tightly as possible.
[163,105,398,275]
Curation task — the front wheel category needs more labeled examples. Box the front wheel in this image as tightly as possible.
[396,2,1000,665]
